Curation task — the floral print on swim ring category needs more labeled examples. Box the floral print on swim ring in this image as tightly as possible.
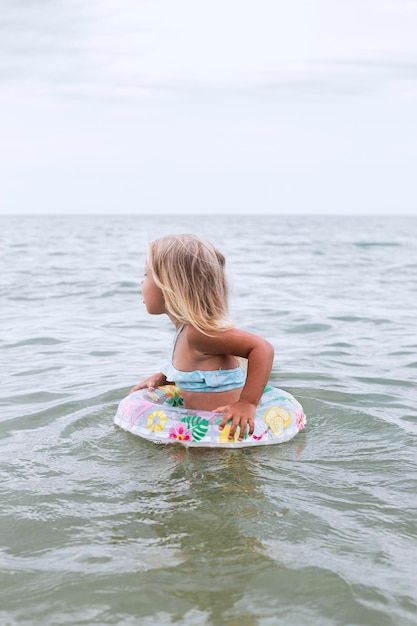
[147,410,167,433]
[115,385,306,448]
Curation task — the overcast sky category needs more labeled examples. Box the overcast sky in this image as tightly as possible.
[1,0,416,215]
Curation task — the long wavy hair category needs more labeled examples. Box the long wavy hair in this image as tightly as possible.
[147,234,232,333]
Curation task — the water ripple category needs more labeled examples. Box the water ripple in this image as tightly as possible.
[1,216,416,625]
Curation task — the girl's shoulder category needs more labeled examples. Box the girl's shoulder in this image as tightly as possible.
[185,322,236,343]
[186,322,274,359]
[185,323,254,355]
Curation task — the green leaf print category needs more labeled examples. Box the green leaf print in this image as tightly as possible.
[166,392,184,407]
[181,415,209,441]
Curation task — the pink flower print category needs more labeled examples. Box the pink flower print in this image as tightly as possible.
[169,423,192,442]
[296,414,305,431]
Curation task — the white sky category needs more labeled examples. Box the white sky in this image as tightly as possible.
[1,0,416,215]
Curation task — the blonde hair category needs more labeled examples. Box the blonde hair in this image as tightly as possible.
[148,234,232,333]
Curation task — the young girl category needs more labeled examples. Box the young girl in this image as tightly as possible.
[130,233,275,442]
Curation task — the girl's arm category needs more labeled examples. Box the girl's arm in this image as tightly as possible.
[130,372,168,394]
[187,326,275,441]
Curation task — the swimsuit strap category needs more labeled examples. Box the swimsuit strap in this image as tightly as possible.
[171,324,185,362]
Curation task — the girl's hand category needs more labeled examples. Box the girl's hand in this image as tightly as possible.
[214,400,256,441]
[129,372,167,394]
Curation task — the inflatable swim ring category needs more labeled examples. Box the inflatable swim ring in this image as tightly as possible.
[114,384,306,448]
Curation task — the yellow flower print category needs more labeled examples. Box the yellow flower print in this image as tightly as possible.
[264,406,292,437]
[147,410,167,433]
[160,384,184,407]
[160,384,182,397]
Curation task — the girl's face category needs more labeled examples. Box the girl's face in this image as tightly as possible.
[141,265,166,315]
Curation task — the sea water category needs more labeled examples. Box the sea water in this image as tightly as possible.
[1,215,416,625]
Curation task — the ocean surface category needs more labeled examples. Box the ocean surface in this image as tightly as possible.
[1,215,416,626]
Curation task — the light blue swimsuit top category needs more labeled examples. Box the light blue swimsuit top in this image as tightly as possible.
[162,324,246,393]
